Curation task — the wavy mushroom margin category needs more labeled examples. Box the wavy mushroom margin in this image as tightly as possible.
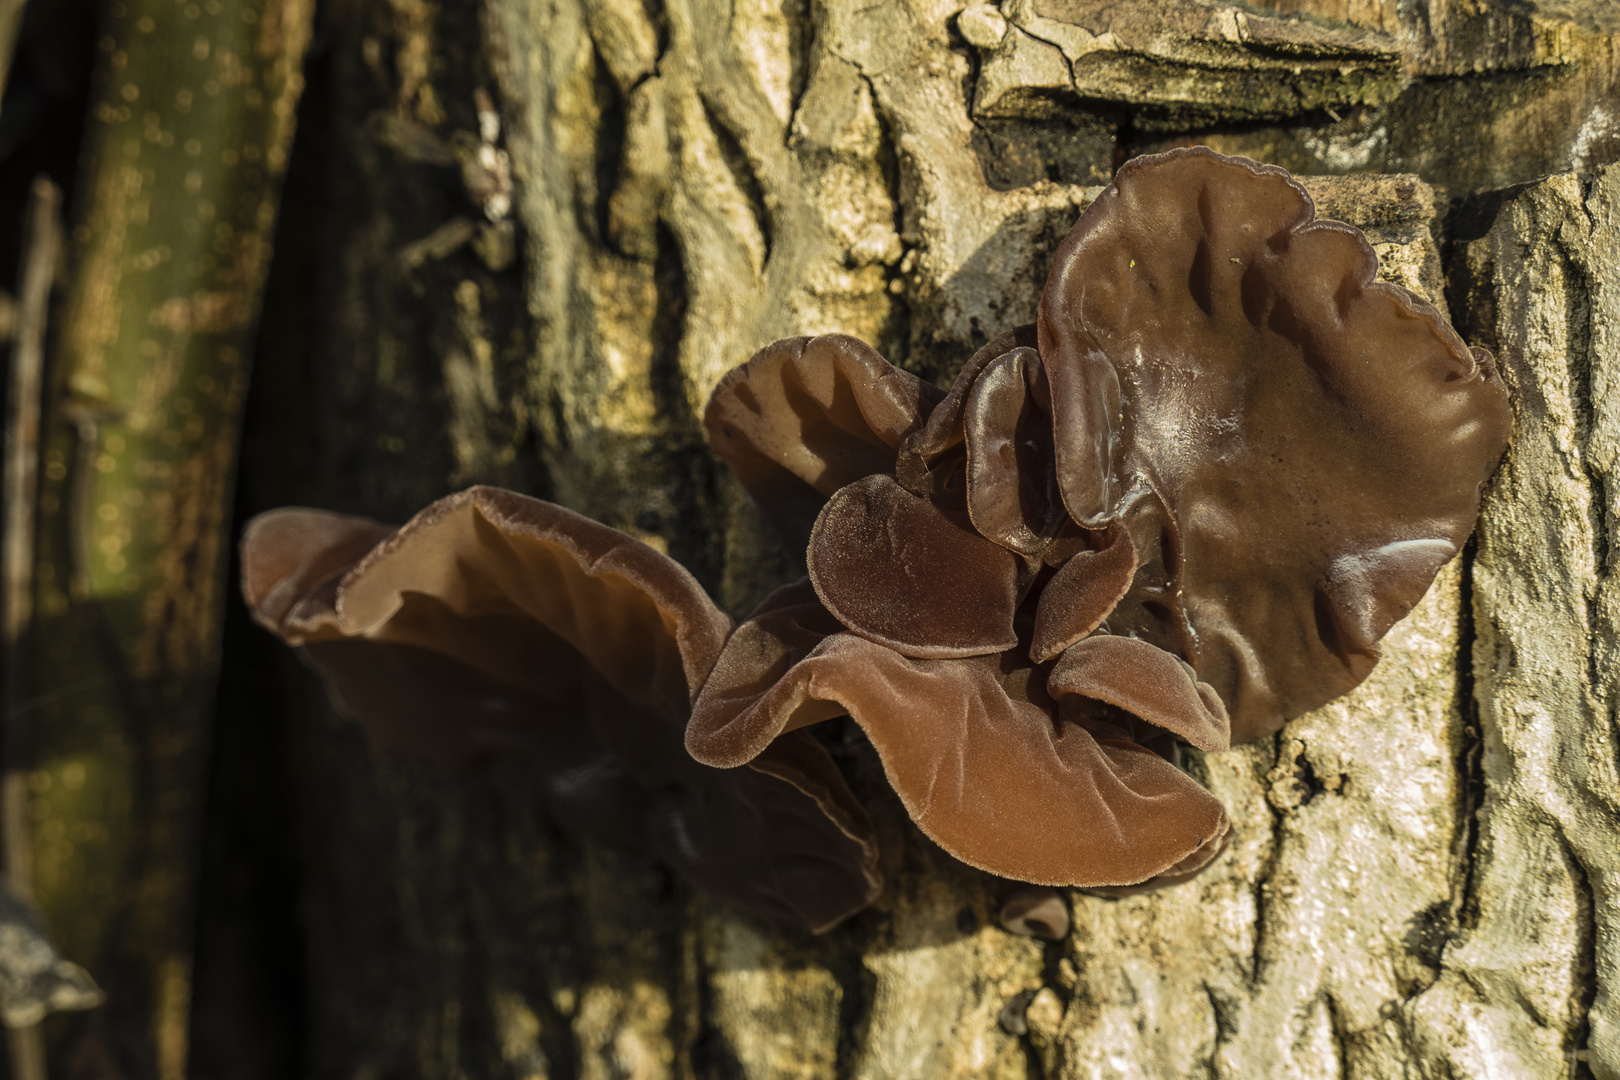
[242,147,1511,929]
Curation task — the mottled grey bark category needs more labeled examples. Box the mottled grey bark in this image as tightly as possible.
[201,0,1620,1077]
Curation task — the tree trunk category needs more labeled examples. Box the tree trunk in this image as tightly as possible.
[11,0,312,1074]
[195,0,1619,1077]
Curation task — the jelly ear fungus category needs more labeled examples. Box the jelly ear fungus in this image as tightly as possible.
[240,488,881,932]
[1038,146,1512,741]
[244,147,1510,928]
[690,146,1508,896]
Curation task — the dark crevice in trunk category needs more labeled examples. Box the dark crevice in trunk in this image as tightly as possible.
[1202,979,1241,1070]
[1452,533,1486,940]
[1558,234,1613,704]
[590,51,627,251]
[1248,733,1287,986]
[831,933,876,1080]
[1323,992,1349,1078]
[646,220,724,595]
[783,0,813,141]
[687,930,745,1080]
[640,0,670,62]
[698,94,773,269]
[1439,190,1500,943]
[862,70,914,372]
[1557,823,1598,1079]
[190,11,338,1073]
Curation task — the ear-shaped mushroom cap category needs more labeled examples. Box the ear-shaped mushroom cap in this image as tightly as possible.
[241,488,881,932]
[246,488,731,719]
[962,346,1066,557]
[806,474,1021,659]
[705,334,946,549]
[690,614,1229,887]
[685,579,847,768]
[1039,147,1512,740]
[1028,520,1138,664]
[241,508,394,628]
[1047,635,1229,753]
[894,325,1038,509]
[999,887,1070,940]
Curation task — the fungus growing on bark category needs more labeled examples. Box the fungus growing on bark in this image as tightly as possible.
[686,146,1510,890]
[999,887,1072,941]
[241,488,881,932]
[1038,147,1514,741]
[243,147,1511,927]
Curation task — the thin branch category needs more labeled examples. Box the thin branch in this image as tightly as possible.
[2,175,63,1080]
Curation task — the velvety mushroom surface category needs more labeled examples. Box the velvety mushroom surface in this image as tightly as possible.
[243,146,1510,923]
[241,488,880,932]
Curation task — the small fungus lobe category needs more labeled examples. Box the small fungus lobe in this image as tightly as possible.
[243,147,1510,929]
[999,887,1072,941]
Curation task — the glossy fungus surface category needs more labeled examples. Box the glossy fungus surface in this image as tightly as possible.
[1040,148,1514,740]
[688,146,1509,891]
[245,147,1511,924]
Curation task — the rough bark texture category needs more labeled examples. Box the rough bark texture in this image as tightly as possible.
[1443,169,1620,1080]
[200,0,1620,1077]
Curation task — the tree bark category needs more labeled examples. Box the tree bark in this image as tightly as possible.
[198,0,1620,1077]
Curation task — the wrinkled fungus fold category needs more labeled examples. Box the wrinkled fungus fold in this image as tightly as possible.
[1039,147,1512,740]
[691,146,1506,896]
[241,489,880,932]
[245,146,1511,928]
[693,629,1228,886]
[705,333,945,549]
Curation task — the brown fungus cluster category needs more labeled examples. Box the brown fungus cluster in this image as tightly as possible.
[242,148,1511,932]
[242,492,880,932]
